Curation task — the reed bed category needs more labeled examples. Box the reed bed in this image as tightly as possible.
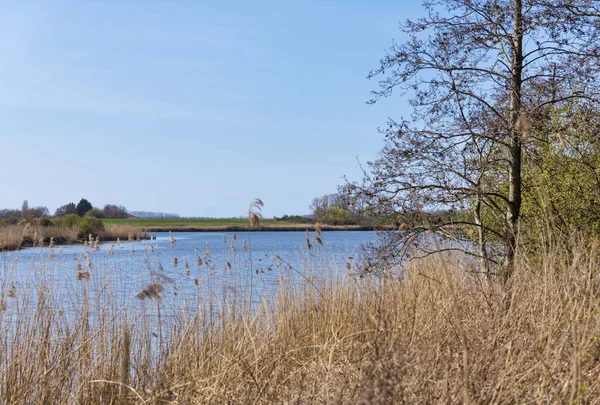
[100,225,150,242]
[1,234,600,403]
[0,224,79,251]
[0,224,147,251]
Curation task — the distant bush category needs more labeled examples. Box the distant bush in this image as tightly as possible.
[85,209,105,219]
[51,214,104,239]
[79,217,105,238]
[321,207,355,225]
[38,218,53,227]
[61,214,81,228]
[0,218,18,226]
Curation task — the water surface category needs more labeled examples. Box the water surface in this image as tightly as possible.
[0,231,377,313]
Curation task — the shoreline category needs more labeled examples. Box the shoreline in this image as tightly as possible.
[2,233,152,252]
[0,225,376,252]
[142,224,374,233]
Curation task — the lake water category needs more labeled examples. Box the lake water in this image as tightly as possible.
[0,231,378,316]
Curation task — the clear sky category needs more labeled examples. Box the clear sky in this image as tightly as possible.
[0,0,419,218]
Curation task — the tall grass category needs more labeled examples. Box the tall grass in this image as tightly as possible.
[1,234,600,403]
[0,224,147,251]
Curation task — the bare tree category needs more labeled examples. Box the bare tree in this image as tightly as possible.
[29,207,49,218]
[103,204,128,219]
[344,0,600,281]
[0,209,21,219]
[55,203,77,217]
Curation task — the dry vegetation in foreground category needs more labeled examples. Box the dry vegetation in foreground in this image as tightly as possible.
[2,235,600,404]
[0,223,148,251]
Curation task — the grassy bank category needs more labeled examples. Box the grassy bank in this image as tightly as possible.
[1,234,600,403]
[103,218,371,232]
[0,217,370,251]
[0,223,148,251]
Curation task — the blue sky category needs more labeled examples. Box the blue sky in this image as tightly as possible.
[0,0,419,217]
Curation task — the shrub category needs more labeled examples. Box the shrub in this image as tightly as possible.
[6,217,19,225]
[38,218,53,227]
[79,217,105,238]
[63,214,81,228]
[85,209,105,219]
[322,207,354,225]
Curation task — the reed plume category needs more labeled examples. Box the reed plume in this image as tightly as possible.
[136,283,163,301]
[248,198,264,229]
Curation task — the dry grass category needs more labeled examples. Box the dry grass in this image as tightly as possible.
[0,224,78,250]
[100,225,150,242]
[0,224,147,251]
[1,235,600,403]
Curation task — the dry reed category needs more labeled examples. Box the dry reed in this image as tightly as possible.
[0,224,147,251]
[1,234,600,403]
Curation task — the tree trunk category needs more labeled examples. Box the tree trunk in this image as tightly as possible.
[474,194,490,277]
[503,0,524,284]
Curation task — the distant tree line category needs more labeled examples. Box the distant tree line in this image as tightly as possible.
[0,206,49,219]
[0,198,131,224]
[129,211,180,219]
[54,199,129,219]
[0,200,49,223]
[273,214,315,223]
[270,194,370,225]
